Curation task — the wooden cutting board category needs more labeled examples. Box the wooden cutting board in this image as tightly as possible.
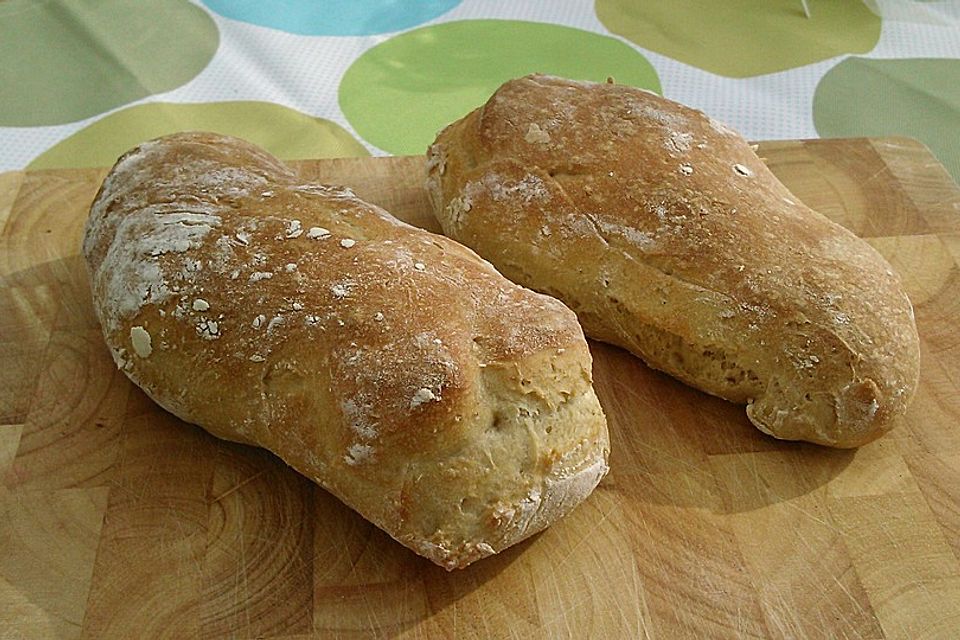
[1,137,959,639]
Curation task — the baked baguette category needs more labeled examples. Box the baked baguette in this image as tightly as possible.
[427,74,920,448]
[83,131,609,569]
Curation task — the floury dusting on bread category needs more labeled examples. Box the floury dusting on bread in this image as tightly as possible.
[427,74,920,448]
[83,132,609,569]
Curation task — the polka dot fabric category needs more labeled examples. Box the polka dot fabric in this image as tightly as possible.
[0,0,957,181]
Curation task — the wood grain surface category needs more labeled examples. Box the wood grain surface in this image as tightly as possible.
[1,137,959,639]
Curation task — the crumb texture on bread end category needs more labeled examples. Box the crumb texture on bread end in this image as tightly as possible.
[85,131,609,569]
[427,74,920,448]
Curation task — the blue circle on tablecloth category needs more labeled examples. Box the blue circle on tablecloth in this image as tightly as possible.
[201,0,462,35]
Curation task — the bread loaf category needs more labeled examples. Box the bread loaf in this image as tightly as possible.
[427,74,920,448]
[83,132,609,569]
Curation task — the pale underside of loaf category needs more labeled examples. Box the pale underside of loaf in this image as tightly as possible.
[427,74,920,448]
[83,132,609,569]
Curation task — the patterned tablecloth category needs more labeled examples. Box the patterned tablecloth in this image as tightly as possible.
[1,1,958,184]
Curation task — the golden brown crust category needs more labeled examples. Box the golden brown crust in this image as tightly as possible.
[84,131,609,569]
[427,74,920,448]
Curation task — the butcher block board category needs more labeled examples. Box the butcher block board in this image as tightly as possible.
[2,137,960,640]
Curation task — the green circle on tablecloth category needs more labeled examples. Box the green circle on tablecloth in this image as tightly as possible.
[814,57,960,183]
[0,0,218,126]
[29,101,369,170]
[339,19,661,156]
[595,0,880,78]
